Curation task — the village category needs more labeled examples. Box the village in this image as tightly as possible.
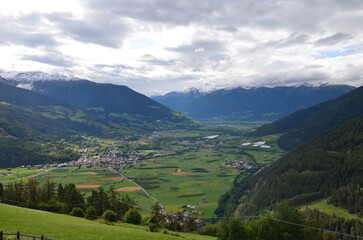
[221,160,255,170]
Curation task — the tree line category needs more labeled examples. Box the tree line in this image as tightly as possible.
[0,179,139,222]
[0,179,200,232]
[202,204,363,240]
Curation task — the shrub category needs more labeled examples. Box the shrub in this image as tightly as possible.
[70,207,85,218]
[149,223,159,232]
[85,205,98,220]
[125,208,142,225]
[102,210,117,222]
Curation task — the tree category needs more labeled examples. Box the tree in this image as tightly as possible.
[116,194,137,218]
[0,182,3,199]
[26,178,39,203]
[70,207,85,218]
[57,183,65,202]
[102,210,117,222]
[63,184,84,211]
[149,202,163,227]
[85,205,98,220]
[125,208,142,225]
[40,179,55,202]
[218,218,246,240]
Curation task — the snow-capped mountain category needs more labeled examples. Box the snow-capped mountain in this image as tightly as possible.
[0,70,81,91]
[0,70,80,82]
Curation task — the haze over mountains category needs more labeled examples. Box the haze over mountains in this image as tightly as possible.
[152,85,355,122]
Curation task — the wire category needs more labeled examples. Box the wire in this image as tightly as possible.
[262,216,363,239]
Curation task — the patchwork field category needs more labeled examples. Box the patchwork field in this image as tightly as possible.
[0,128,285,219]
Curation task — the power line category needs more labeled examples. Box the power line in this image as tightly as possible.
[197,215,363,239]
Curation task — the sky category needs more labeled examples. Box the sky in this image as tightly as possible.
[0,0,362,95]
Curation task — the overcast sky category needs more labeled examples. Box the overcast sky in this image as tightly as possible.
[0,0,362,95]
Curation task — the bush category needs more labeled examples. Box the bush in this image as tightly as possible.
[85,205,98,220]
[199,223,220,236]
[102,210,117,222]
[125,208,142,225]
[149,223,159,232]
[70,207,85,218]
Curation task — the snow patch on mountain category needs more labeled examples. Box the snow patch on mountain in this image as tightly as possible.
[16,83,34,91]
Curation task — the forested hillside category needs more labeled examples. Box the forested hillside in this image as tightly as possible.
[216,116,363,216]
[250,85,363,150]
[0,82,127,167]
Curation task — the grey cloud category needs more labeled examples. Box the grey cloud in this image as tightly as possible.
[96,64,134,70]
[21,51,73,67]
[46,12,128,48]
[315,33,352,46]
[84,0,362,34]
[85,0,221,25]
[168,40,225,53]
[0,14,58,48]
[139,55,177,66]
[166,40,229,71]
[265,33,310,48]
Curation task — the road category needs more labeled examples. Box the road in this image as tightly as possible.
[114,170,165,211]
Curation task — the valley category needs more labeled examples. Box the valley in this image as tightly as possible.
[0,127,285,220]
[0,72,362,239]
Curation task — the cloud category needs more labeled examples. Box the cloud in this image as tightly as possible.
[21,51,74,67]
[45,12,129,48]
[315,33,352,46]
[0,14,58,48]
[265,33,310,48]
[0,0,363,95]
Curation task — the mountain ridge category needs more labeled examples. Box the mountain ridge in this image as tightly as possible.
[250,85,363,150]
[152,84,355,122]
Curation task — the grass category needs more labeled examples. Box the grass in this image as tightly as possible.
[0,203,215,240]
[300,199,361,220]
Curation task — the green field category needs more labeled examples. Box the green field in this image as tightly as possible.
[0,128,285,219]
[300,199,361,220]
[0,203,215,240]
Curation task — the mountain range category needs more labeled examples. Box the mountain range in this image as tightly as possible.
[0,71,199,167]
[0,71,199,132]
[152,85,355,122]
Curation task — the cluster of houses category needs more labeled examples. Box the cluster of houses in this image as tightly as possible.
[221,160,255,169]
[75,147,168,170]
[0,171,11,176]
[241,141,271,149]
[162,211,206,230]
[182,204,205,215]
[20,147,168,171]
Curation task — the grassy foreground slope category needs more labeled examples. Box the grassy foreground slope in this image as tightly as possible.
[0,204,215,240]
